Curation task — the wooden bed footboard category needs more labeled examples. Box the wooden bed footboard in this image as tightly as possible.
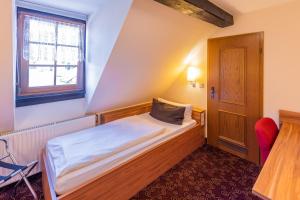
[42,102,206,200]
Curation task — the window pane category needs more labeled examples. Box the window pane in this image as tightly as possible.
[29,66,54,87]
[57,24,80,46]
[56,66,77,85]
[29,19,56,44]
[29,44,55,65]
[56,46,79,65]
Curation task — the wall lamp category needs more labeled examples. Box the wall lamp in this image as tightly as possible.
[187,66,204,88]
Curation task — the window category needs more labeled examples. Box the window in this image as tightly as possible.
[16,8,86,107]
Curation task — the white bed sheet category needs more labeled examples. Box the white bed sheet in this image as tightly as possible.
[47,113,196,195]
[47,115,165,179]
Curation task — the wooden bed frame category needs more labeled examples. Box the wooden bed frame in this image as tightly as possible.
[42,102,205,200]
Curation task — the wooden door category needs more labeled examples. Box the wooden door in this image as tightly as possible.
[207,32,263,164]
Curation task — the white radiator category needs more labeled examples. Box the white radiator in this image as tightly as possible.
[0,115,96,187]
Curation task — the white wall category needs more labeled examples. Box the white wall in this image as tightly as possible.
[86,0,133,106]
[212,0,300,123]
[164,0,300,124]
[0,0,15,132]
[163,40,211,110]
[14,99,86,129]
[87,0,216,112]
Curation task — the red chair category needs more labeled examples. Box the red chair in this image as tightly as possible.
[255,118,279,166]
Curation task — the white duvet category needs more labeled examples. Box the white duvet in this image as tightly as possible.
[47,115,165,178]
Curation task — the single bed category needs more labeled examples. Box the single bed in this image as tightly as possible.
[42,101,205,200]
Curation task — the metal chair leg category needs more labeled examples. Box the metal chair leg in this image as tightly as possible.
[9,153,39,200]
[20,165,39,200]
[22,176,38,200]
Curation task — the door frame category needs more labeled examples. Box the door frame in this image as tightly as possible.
[207,32,264,163]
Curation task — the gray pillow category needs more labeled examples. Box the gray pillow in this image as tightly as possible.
[150,99,185,125]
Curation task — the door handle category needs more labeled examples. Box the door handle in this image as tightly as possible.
[210,87,215,99]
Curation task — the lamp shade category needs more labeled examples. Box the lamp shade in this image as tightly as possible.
[187,66,200,82]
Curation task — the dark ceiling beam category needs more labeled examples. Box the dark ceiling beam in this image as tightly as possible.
[185,0,233,26]
[153,0,234,28]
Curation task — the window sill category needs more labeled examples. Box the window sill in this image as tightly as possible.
[16,90,85,107]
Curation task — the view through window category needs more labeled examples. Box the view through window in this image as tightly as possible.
[17,9,86,106]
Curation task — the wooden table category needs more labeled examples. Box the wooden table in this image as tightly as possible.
[252,119,300,200]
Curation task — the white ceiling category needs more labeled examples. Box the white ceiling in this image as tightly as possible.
[20,0,297,16]
[210,0,296,15]
[19,0,108,15]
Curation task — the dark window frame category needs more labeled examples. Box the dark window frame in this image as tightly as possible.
[16,7,86,107]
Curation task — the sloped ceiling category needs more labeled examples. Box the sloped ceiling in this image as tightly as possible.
[85,0,133,106]
[86,0,217,112]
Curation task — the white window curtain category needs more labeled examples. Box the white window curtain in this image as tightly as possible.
[23,15,85,63]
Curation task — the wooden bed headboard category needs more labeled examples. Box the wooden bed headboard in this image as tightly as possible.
[95,102,205,125]
[96,102,152,125]
[279,110,300,125]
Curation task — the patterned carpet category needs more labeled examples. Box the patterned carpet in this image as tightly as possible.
[0,145,261,200]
